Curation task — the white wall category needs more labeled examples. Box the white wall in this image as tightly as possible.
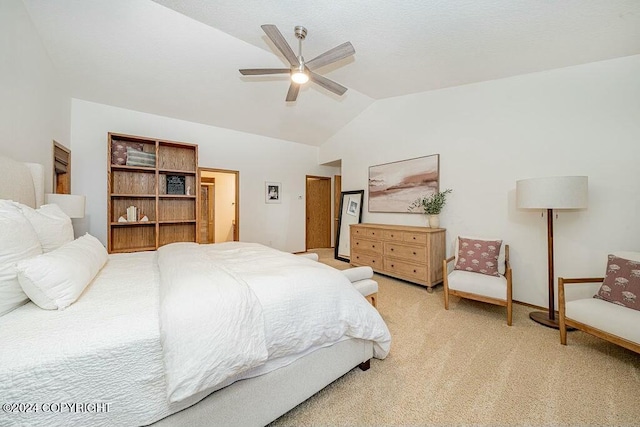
[320,55,640,308]
[70,99,338,253]
[0,0,70,191]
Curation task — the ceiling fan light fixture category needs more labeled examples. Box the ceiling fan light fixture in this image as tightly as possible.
[291,65,309,84]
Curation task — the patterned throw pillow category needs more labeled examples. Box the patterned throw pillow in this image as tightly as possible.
[126,147,156,167]
[594,255,640,311]
[111,141,144,165]
[454,237,502,277]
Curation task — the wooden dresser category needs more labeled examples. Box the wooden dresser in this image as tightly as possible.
[350,223,446,292]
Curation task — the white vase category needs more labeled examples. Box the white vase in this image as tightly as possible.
[428,214,440,228]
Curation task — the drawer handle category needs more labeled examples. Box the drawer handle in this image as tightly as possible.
[372,260,375,263]
[412,251,416,255]
[372,245,375,248]
[413,237,416,240]
[391,264,394,267]
[390,248,394,251]
[413,269,417,273]
[356,242,359,245]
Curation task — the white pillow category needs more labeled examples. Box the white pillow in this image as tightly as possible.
[19,203,74,252]
[0,200,42,316]
[15,233,108,310]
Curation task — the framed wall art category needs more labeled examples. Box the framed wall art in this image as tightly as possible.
[368,154,440,213]
[265,182,281,204]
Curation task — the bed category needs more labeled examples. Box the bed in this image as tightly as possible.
[0,155,391,427]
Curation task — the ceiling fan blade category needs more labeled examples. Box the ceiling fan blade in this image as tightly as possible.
[239,68,290,76]
[308,71,348,96]
[285,83,300,102]
[305,42,355,70]
[261,24,299,67]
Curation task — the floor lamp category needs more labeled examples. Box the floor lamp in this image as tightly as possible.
[516,176,588,329]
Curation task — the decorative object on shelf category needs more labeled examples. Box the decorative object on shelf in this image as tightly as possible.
[125,147,156,167]
[126,205,138,222]
[167,175,186,195]
[118,216,127,223]
[369,154,439,213]
[111,141,143,165]
[186,186,191,196]
[265,182,281,204]
[44,193,86,219]
[409,188,452,228]
[140,215,149,222]
[516,175,588,329]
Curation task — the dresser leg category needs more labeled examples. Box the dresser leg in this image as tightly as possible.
[426,286,434,293]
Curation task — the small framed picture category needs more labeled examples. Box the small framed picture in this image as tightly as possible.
[265,182,282,204]
[346,196,359,216]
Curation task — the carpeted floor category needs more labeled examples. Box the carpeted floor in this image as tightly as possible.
[270,248,640,426]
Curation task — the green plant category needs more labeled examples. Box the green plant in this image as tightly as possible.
[409,189,452,215]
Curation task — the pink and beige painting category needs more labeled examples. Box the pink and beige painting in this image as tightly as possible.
[368,154,439,213]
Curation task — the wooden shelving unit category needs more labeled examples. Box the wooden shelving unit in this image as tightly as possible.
[107,132,199,254]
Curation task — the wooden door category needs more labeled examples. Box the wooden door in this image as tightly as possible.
[334,175,341,244]
[306,176,332,250]
[199,182,215,243]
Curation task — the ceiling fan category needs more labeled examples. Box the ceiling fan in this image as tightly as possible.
[239,24,355,102]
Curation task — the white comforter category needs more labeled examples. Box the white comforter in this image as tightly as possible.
[158,242,391,403]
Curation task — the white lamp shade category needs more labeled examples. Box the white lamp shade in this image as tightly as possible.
[45,194,86,218]
[516,176,588,209]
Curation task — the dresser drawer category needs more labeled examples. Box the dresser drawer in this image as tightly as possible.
[352,237,382,254]
[403,231,427,244]
[384,243,426,263]
[351,251,383,269]
[351,226,383,240]
[382,230,403,241]
[384,259,428,281]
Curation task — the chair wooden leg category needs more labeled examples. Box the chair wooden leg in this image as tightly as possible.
[443,259,449,310]
[507,299,512,326]
[559,278,567,345]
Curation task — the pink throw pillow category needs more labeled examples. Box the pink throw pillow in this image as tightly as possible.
[594,255,640,311]
[454,237,502,277]
[111,141,144,165]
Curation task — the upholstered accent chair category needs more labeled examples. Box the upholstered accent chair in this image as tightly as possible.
[443,236,513,325]
[559,251,640,354]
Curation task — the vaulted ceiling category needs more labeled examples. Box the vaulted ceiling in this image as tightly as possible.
[22,0,640,146]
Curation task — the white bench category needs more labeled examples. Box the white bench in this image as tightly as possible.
[296,254,378,307]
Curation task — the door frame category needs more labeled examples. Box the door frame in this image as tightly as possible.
[305,175,332,251]
[198,167,240,242]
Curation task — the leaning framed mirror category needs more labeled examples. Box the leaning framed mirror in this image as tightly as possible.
[335,190,365,262]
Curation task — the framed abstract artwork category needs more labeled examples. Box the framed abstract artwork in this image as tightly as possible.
[368,154,440,213]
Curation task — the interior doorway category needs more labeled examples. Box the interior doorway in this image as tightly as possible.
[305,175,332,250]
[198,167,239,243]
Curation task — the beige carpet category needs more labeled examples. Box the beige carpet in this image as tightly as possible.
[271,248,640,426]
